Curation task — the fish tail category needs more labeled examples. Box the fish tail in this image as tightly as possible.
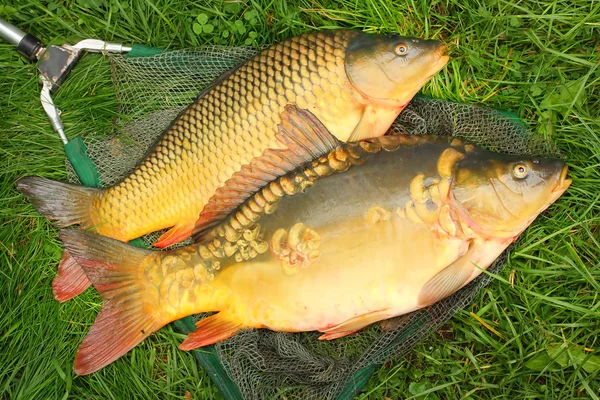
[60,229,164,375]
[52,250,92,302]
[16,176,101,228]
[17,176,102,302]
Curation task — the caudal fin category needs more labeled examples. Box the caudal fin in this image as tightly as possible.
[16,176,101,228]
[17,176,101,302]
[52,250,92,302]
[60,229,164,375]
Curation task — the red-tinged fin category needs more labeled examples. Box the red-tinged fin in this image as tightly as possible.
[15,176,101,228]
[318,330,360,340]
[152,220,196,248]
[52,250,91,302]
[179,313,243,350]
[318,309,391,340]
[192,105,340,240]
[59,229,163,375]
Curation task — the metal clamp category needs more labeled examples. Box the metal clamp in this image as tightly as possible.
[0,17,131,143]
[73,39,132,54]
[40,80,67,144]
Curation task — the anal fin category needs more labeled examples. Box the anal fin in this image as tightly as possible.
[192,105,339,240]
[52,250,91,302]
[318,309,391,340]
[153,220,196,248]
[179,313,243,350]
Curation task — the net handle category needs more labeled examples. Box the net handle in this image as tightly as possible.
[126,44,165,57]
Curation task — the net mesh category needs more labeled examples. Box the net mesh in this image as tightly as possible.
[65,46,558,399]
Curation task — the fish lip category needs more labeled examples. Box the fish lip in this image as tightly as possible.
[553,165,572,192]
[431,45,450,71]
[435,44,449,57]
[435,54,450,69]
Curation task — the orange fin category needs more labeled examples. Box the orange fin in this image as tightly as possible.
[15,176,100,228]
[319,309,392,339]
[418,245,475,307]
[179,313,243,350]
[192,104,339,240]
[52,250,91,302]
[318,330,360,340]
[59,229,163,375]
[152,221,196,248]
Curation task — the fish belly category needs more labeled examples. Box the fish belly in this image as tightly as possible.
[213,214,468,332]
[88,30,366,241]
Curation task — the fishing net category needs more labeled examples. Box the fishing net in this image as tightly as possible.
[65,46,558,399]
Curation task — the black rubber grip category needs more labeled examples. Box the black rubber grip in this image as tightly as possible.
[17,33,43,61]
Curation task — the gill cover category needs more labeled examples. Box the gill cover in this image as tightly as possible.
[344,32,448,101]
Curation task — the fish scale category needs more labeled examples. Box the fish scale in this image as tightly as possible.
[92,30,360,241]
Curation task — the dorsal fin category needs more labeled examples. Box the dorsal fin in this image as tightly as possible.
[192,105,339,240]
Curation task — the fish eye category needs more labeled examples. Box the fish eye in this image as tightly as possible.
[395,43,409,55]
[512,163,529,179]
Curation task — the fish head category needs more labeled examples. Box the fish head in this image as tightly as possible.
[449,151,571,239]
[345,32,449,105]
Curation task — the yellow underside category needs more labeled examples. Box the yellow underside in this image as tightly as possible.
[177,212,505,333]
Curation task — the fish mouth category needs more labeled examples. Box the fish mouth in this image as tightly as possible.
[431,45,449,72]
[554,165,572,192]
[543,165,571,213]
[435,44,449,57]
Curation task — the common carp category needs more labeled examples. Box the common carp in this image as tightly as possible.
[16,29,449,302]
[60,106,570,375]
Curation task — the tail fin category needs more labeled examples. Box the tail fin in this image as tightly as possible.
[59,229,164,375]
[16,176,100,228]
[52,250,92,302]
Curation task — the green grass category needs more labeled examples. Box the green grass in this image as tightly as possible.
[1,0,599,399]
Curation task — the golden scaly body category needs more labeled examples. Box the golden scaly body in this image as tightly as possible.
[90,30,447,243]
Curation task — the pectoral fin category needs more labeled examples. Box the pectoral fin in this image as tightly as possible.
[417,249,476,307]
[192,105,339,240]
[347,104,406,141]
[318,309,391,340]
